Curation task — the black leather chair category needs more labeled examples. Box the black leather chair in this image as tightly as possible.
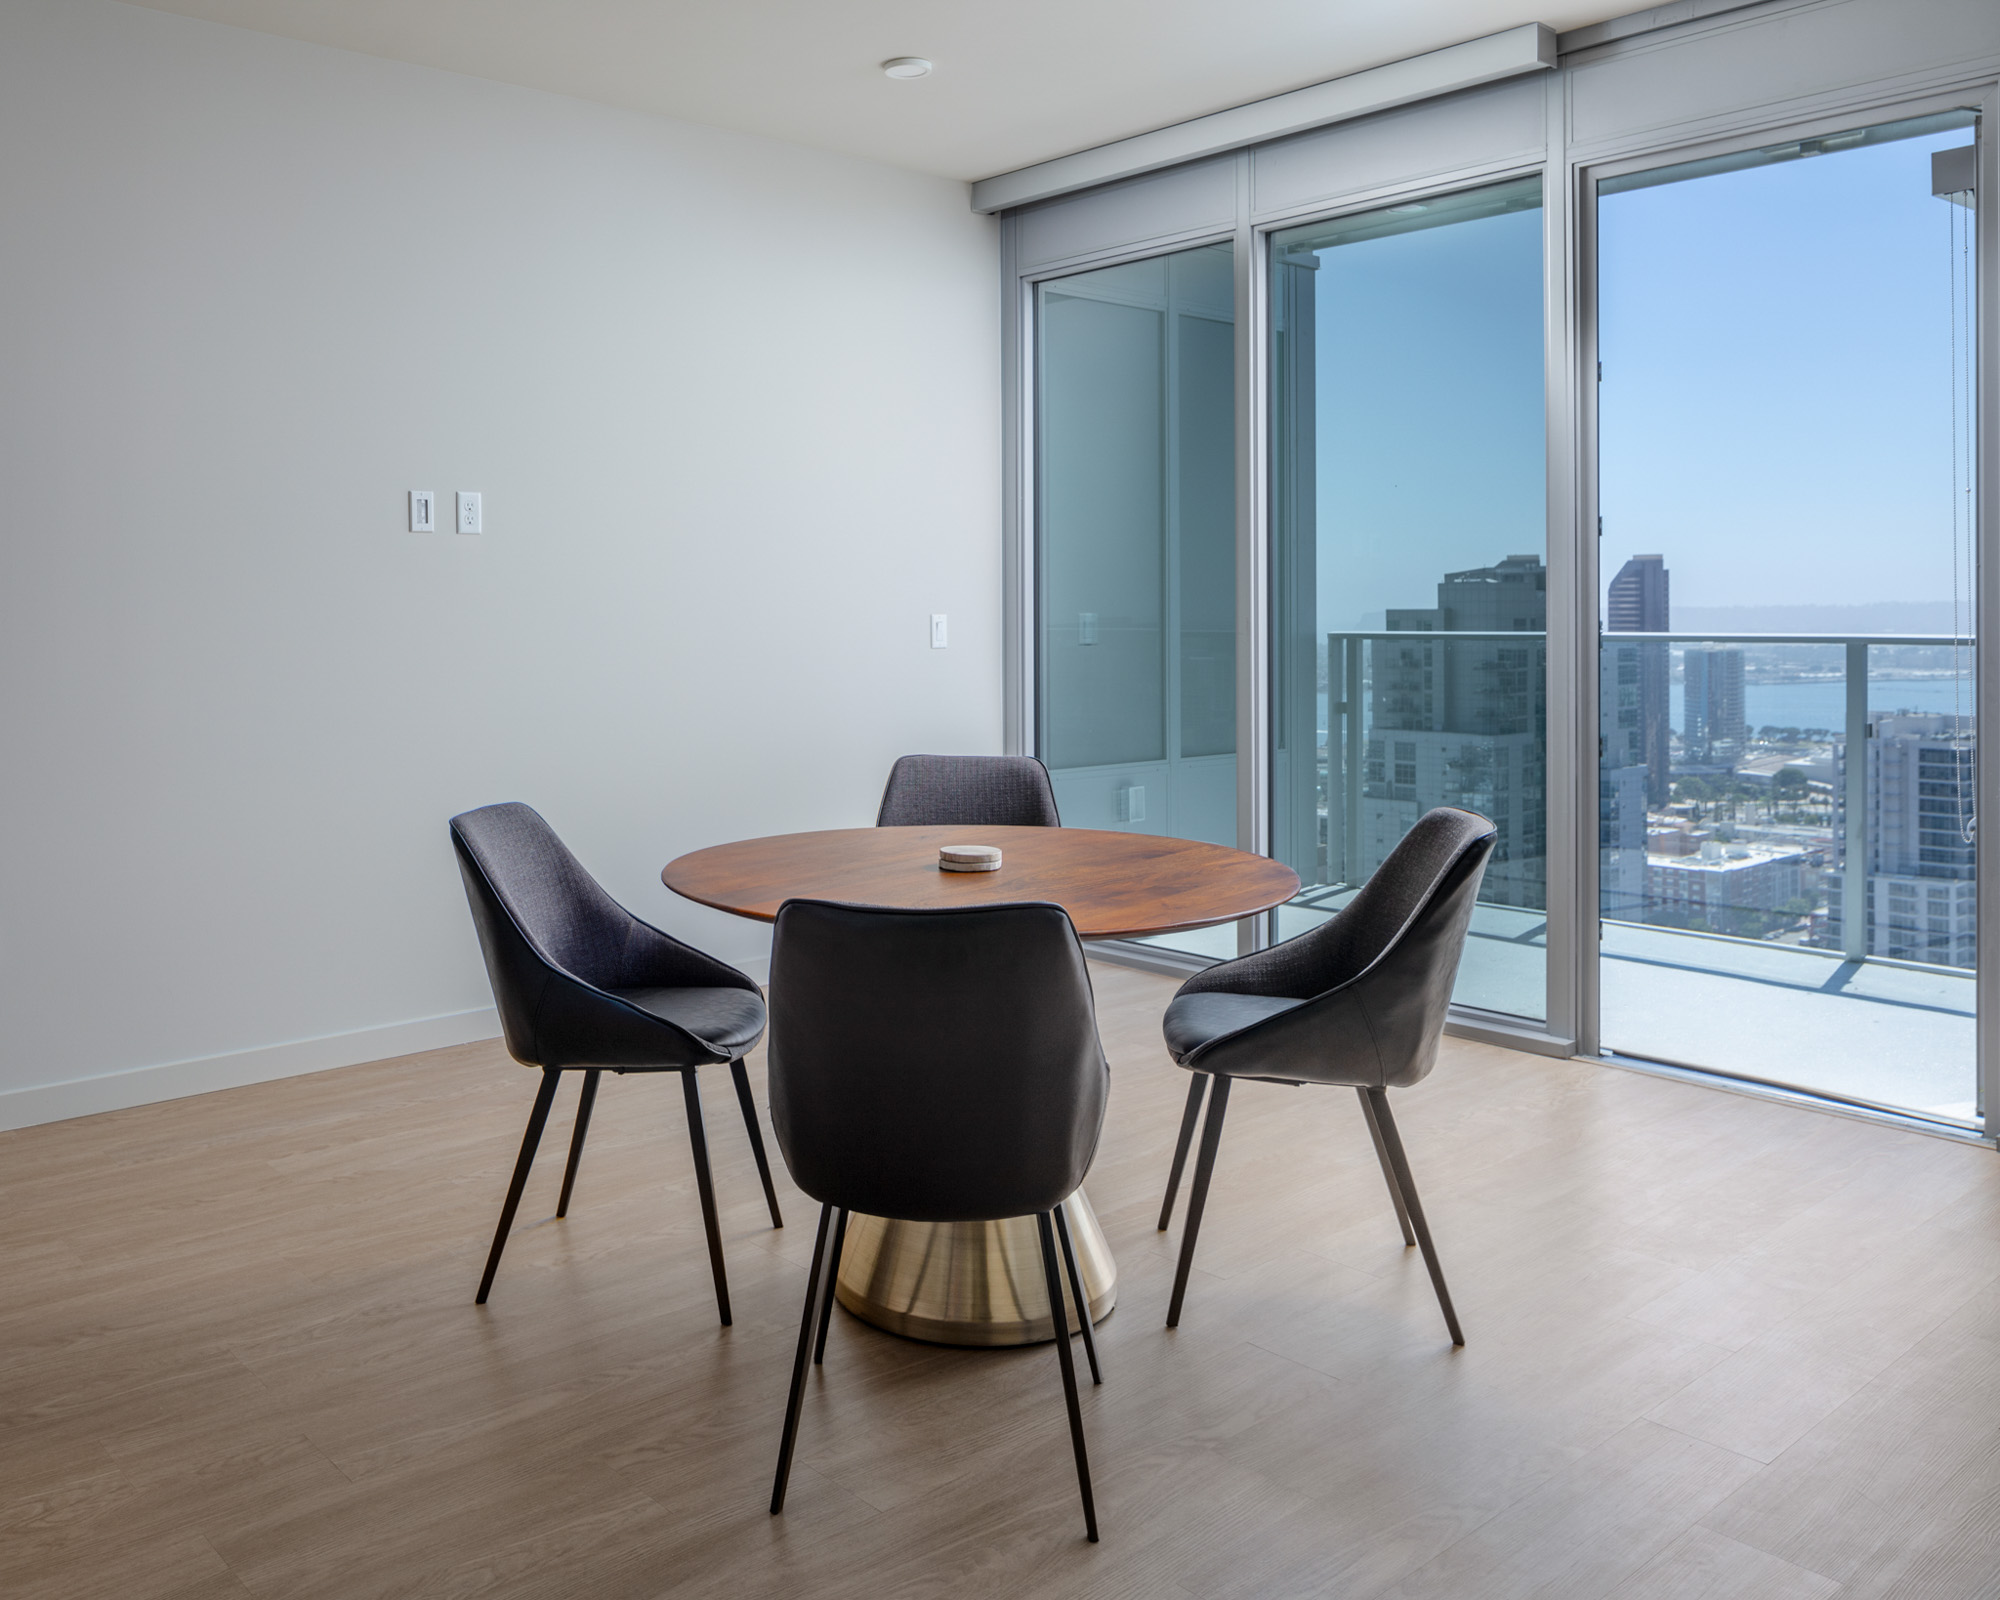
[1156,807,1497,1345]
[875,753,1062,827]
[764,899,1110,1541]
[449,802,784,1324]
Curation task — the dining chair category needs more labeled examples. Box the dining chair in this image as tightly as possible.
[449,802,784,1325]
[1155,806,1496,1345]
[764,898,1110,1541]
[875,753,1062,827]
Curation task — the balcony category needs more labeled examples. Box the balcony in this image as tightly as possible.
[1280,627,1978,1127]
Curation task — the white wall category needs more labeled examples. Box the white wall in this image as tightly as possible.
[0,0,1001,1127]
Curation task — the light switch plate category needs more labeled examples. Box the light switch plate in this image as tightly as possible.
[456,491,481,535]
[410,490,435,532]
[931,613,948,649]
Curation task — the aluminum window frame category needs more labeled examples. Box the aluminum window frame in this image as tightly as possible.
[1001,0,2000,1139]
[1573,82,1996,1126]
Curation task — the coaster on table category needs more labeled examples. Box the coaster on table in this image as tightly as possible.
[938,844,1002,873]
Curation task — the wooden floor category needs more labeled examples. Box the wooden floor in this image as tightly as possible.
[6,965,2000,1599]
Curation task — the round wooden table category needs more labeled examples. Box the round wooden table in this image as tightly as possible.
[661,825,1299,1346]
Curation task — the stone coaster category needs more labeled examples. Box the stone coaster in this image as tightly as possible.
[938,844,1003,873]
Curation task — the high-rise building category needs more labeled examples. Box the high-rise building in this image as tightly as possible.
[1683,647,1748,764]
[1646,838,1808,928]
[1606,554,1670,805]
[1827,712,1977,965]
[1365,554,1546,908]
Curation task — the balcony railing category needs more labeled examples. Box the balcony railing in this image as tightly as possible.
[1318,628,1975,966]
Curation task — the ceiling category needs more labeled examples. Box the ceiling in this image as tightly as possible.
[126,0,1635,182]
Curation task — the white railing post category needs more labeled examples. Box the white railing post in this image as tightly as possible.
[1345,633,1365,885]
[1843,639,1868,962]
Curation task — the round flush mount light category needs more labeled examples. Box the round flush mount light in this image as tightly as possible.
[881,56,933,79]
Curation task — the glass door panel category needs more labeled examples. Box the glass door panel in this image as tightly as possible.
[1035,243,1238,954]
[1596,112,1980,1123]
[1270,176,1549,1020]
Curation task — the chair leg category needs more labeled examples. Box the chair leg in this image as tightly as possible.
[772,1203,835,1515]
[1363,1088,1463,1347]
[1355,1086,1416,1247]
[681,1069,732,1326]
[1166,1074,1231,1328]
[1036,1212,1099,1543]
[1158,1073,1209,1231]
[1054,1200,1100,1385]
[555,1069,600,1220]
[731,1058,784,1229]
[813,1208,849,1365]
[476,1068,560,1304]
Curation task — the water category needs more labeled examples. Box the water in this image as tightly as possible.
[1313,674,1973,746]
[1670,676,1973,735]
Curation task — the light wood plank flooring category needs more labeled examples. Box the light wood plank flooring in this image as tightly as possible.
[5,963,2000,1598]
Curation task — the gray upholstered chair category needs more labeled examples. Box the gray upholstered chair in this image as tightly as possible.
[450,802,783,1324]
[875,754,1061,827]
[1155,807,1497,1344]
[765,899,1109,1541]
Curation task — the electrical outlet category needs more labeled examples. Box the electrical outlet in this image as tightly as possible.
[931,613,948,649]
[409,490,435,532]
[456,491,481,535]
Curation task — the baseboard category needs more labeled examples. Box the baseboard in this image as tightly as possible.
[0,1006,503,1132]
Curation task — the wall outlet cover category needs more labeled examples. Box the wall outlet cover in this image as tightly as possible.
[456,491,481,535]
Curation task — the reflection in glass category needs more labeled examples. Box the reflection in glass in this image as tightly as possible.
[1035,244,1237,952]
[1597,111,1979,1124]
[1270,177,1548,1019]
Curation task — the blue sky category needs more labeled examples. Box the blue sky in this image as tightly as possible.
[1299,120,1977,630]
[1304,199,1545,633]
[1599,123,1976,612]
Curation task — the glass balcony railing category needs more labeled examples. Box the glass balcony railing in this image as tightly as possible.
[1602,630,1975,970]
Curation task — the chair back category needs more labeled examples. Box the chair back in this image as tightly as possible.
[767,900,1108,1222]
[875,754,1061,828]
[450,802,650,1065]
[1339,809,1495,1085]
[1185,808,1496,1088]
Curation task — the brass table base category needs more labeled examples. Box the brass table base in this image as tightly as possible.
[833,1189,1116,1347]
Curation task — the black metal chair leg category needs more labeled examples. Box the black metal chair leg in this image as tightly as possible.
[1158,1073,1209,1230]
[731,1059,784,1229]
[1036,1212,1098,1542]
[1054,1200,1100,1385]
[772,1204,835,1515]
[555,1069,600,1220]
[476,1068,560,1304]
[1166,1074,1231,1328]
[681,1069,732,1326]
[1364,1088,1463,1347]
[813,1208,849,1365]
[1355,1086,1416,1247]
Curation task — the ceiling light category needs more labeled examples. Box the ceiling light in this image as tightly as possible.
[881,57,932,79]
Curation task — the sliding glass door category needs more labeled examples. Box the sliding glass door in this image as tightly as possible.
[1269,177,1549,1020]
[1594,112,1981,1122]
[1011,3,1994,1134]
[1035,243,1238,953]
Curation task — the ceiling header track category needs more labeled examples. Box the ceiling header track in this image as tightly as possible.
[970,22,1556,214]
